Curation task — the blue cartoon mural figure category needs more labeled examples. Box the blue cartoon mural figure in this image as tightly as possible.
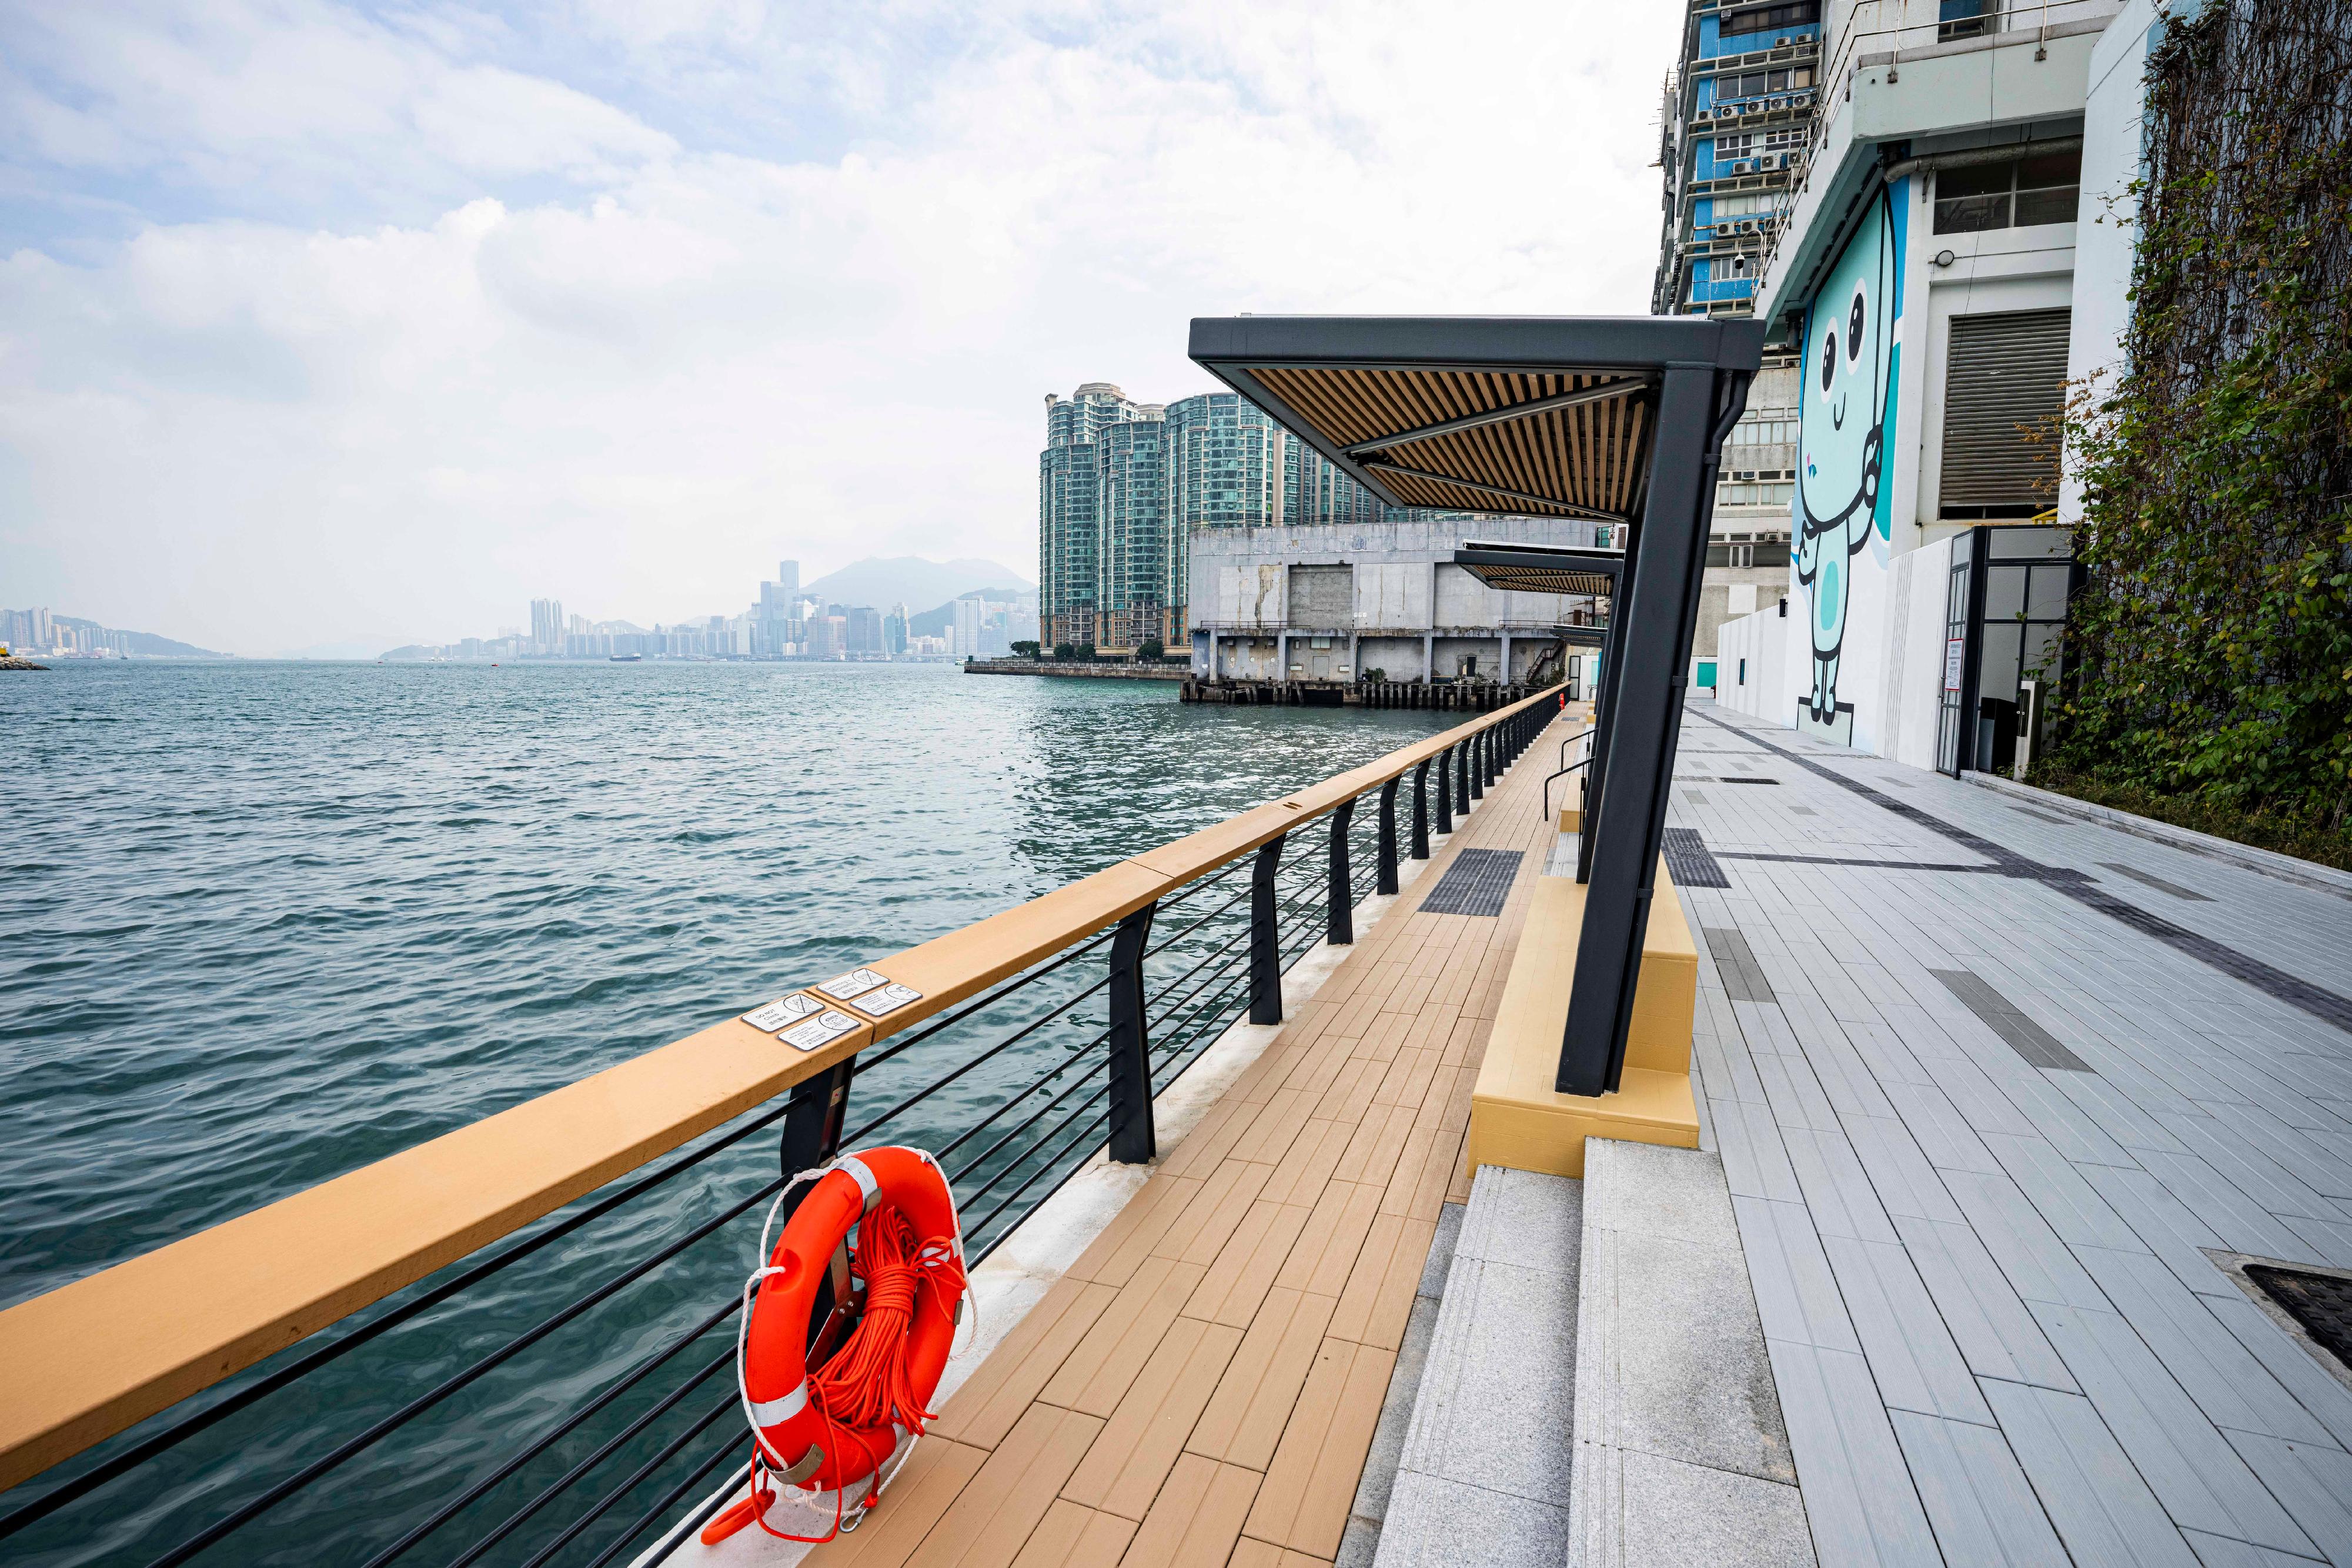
[1794,180,1905,744]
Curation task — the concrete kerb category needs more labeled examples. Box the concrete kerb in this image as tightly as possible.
[1962,770,2352,903]
[652,799,1482,1566]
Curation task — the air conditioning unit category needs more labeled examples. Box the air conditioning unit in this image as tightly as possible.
[1738,219,1760,233]
[1730,158,1755,173]
[1776,34,1792,44]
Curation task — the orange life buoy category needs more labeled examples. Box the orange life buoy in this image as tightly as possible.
[706,1146,967,1544]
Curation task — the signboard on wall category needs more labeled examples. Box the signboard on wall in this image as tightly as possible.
[1945,637,1966,692]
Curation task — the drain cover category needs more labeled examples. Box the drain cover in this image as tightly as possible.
[2245,1265,2352,1368]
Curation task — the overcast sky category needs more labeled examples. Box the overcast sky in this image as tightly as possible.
[1,0,1682,655]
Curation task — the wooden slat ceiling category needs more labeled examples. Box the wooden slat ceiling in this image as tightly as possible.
[1245,367,1650,520]
[1458,567,1619,597]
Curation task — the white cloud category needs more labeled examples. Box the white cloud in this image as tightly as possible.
[0,0,1681,653]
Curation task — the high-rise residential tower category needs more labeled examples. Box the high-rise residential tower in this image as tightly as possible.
[1038,383,1149,648]
[530,598,564,654]
[1651,0,1823,320]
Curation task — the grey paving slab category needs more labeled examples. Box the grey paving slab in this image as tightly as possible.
[1979,1132,2149,1252]
[1614,1449,1816,1568]
[1761,1049,1849,1136]
[2201,1290,2352,1451]
[2048,1071,2196,1155]
[1716,1094,1809,1205]
[1375,1472,1570,1568]
[1994,1071,2144,1168]
[1733,1195,1862,1353]
[2181,1530,2329,1566]
[1401,1255,1576,1503]
[2027,1300,2318,1554]
[1883,1081,2005,1176]
[1940,1168,2114,1310]
[1896,1215,2080,1393]
[1888,1408,2070,1567]
[2200,1103,2352,1202]
[2156,1114,2352,1223]
[2218,1432,2352,1564]
[1783,1125,1905,1244]
[1840,1111,1967,1225]
[1977,1378,2203,1568]
[1820,1233,1994,1426]
[2282,1212,2352,1269]
[1765,1339,1945,1567]
[1672,709,2352,1566]
[2135,1148,2338,1265]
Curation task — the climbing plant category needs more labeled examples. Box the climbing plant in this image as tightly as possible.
[2045,0,2352,853]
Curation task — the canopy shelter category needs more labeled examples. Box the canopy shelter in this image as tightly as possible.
[1190,315,1765,1099]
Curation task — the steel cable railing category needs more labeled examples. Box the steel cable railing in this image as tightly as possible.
[0,693,1562,1568]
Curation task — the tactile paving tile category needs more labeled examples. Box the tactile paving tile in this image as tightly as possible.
[1416,848,1524,918]
[1662,827,1731,890]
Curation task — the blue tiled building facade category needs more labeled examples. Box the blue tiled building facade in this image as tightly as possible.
[1653,0,1823,317]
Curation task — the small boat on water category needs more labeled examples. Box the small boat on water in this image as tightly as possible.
[609,653,643,662]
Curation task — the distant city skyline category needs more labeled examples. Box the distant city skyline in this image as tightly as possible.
[382,557,1038,663]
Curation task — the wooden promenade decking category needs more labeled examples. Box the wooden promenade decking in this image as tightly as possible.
[797,714,1575,1568]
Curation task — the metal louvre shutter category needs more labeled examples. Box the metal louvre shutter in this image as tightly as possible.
[1939,308,2070,516]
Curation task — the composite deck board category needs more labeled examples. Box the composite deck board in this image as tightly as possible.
[804,711,1574,1568]
[1685,707,2352,1568]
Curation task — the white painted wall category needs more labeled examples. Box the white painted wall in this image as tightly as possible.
[1880,531,1956,769]
[1716,603,1795,726]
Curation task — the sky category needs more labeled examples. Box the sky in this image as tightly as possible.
[0,0,1683,656]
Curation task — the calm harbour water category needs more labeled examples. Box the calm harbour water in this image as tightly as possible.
[0,659,1450,1308]
[0,660,1453,1565]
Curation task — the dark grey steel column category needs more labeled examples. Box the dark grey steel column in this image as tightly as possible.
[1559,364,1748,1096]
[1377,778,1400,894]
[1107,902,1157,1163]
[1435,746,1453,833]
[1411,760,1430,859]
[1250,834,1286,1024]
[1466,734,1482,801]
[1327,798,1357,947]
[1576,559,1636,886]
[779,1056,853,1179]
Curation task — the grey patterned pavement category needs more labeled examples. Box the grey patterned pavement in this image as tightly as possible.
[1676,704,2352,1568]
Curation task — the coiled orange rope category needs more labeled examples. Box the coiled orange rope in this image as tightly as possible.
[807,1201,963,1436]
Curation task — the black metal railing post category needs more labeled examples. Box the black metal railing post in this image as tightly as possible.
[1377,778,1399,895]
[1250,834,1286,1024]
[1468,730,1485,801]
[778,1057,853,1178]
[1486,723,1500,787]
[1455,738,1471,808]
[1411,761,1430,859]
[1435,746,1454,833]
[1327,798,1357,946]
[1107,902,1157,1164]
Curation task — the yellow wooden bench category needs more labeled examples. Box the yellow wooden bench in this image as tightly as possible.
[1465,858,1699,1179]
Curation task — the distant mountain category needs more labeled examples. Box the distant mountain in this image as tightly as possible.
[52,616,227,658]
[801,557,1031,614]
[906,590,1023,638]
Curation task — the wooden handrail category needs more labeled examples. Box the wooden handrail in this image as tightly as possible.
[0,687,1567,1492]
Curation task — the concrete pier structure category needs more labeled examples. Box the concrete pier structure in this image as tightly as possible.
[1186,517,1606,698]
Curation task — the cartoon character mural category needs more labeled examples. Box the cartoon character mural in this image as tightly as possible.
[1793,178,1906,746]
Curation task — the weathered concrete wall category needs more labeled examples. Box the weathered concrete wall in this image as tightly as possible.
[1188,516,1605,681]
